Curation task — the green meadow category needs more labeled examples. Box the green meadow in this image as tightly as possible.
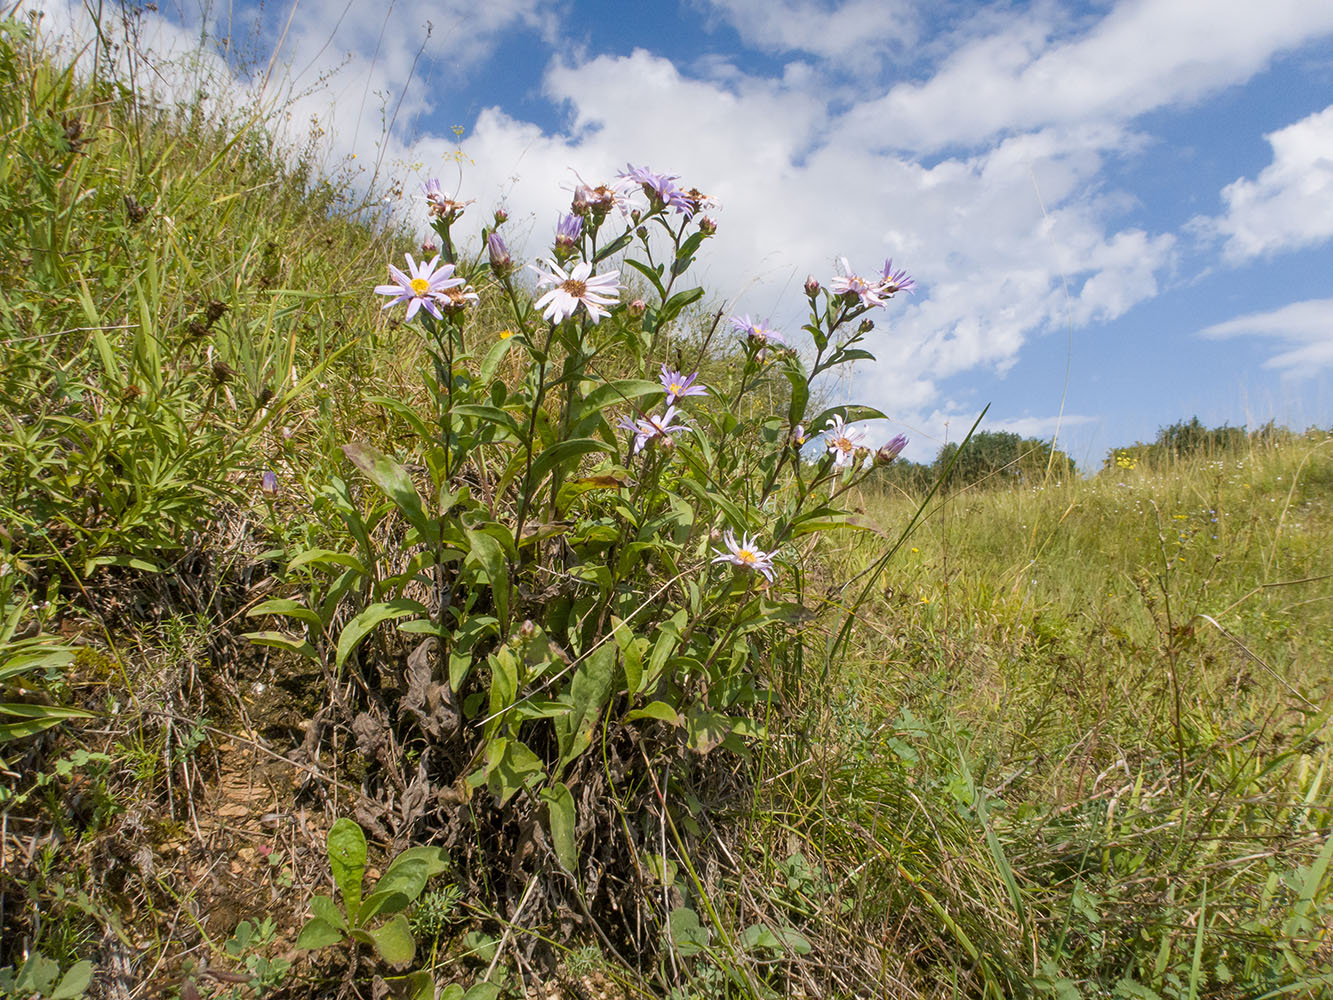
[1,16,1330,1000]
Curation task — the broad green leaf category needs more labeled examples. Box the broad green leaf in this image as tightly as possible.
[241,631,317,660]
[542,781,577,872]
[464,984,502,1000]
[335,598,429,670]
[367,395,435,442]
[452,403,521,438]
[342,442,434,541]
[295,916,345,950]
[668,907,710,957]
[658,286,703,327]
[807,404,887,432]
[527,438,617,490]
[49,961,94,1000]
[367,912,416,967]
[405,971,437,1000]
[593,229,634,263]
[626,701,682,726]
[327,818,367,918]
[465,530,509,628]
[685,708,733,755]
[485,738,545,805]
[310,894,347,932]
[286,548,367,575]
[559,645,616,768]
[245,598,323,630]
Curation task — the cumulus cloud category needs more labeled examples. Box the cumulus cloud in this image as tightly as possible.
[691,0,919,73]
[1200,299,1333,373]
[1199,105,1333,262]
[834,0,1333,153]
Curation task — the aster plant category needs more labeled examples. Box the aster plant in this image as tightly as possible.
[252,156,930,996]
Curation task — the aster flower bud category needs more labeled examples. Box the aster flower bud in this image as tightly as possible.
[698,216,717,235]
[421,240,438,257]
[493,207,508,225]
[876,434,909,465]
[280,426,293,441]
[487,231,512,273]
[628,298,646,318]
[520,619,536,638]
[572,184,593,216]
[631,209,642,224]
[260,470,278,496]
[804,275,820,297]
[858,318,874,334]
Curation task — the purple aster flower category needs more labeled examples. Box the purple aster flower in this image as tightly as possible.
[877,259,915,297]
[825,414,869,469]
[375,253,464,321]
[616,163,694,217]
[711,530,777,583]
[487,232,512,273]
[420,177,471,220]
[618,405,690,455]
[260,470,279,496]
[531,259,621,324]
[730,315,786,347]
[555,213,583,253]
[659,364,708,404]
[830,257,885,309]
[876,434,909,464]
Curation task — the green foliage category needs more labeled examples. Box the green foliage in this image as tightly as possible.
[0,605,93,763]
[933,430,1076,489]
[0,952,92,1000]
[1103,416,1254,472]
[295,819,449,969]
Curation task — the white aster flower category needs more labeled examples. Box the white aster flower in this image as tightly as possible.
[825,414,868,468]
[531,258,621,324]
[711,530,777,583]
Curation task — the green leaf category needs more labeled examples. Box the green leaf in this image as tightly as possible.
[807,404,887,431]
[626,701,682,726]
[542,781,577,872]
[367,912,416,967]
[527,438,617,490]
[559,645,616,768]
[335,598,429,670]
[452,403,521,438]
[484,738,546,805]
[668,907,710,957]
[594,229,634,263]
[783,357,810,428]
[404,971,437,1000]
[49,961,94,1000]
[465,530,509,629]
[342,442,434,541]
[286,548,367,575]
[685,708,733,755]
[327,818,367,919]
[464,984,502,1000]
[295,916,345,951]
[310,894,347,932]
[241,631,318,660]
[245,598,323,630]
[658,286,703,327]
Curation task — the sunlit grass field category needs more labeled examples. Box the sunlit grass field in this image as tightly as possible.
[1,14,1330,999]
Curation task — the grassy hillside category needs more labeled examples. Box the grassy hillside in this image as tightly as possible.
[1,15,1330,1000]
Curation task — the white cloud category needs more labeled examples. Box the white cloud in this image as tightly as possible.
[692,0,919,73]
[1200,298,1333,373]
[834,0,1333,153]
[1199,105,1333,262]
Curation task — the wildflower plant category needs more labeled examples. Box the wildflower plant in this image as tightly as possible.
[245,161,911,965]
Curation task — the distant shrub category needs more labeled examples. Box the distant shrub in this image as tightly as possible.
[931,430,1076,489]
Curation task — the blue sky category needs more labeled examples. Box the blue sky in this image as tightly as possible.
[38,0,1333,467]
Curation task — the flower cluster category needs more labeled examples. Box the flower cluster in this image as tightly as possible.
[617,164,696,217]
[618,406,690,455]
[830,256,915,308]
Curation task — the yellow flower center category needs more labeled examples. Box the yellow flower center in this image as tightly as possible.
[669,382,683,395]
[835,436,853,452]
[736,549,756,565]
[410,277,431,296]
[561,279,587,297]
